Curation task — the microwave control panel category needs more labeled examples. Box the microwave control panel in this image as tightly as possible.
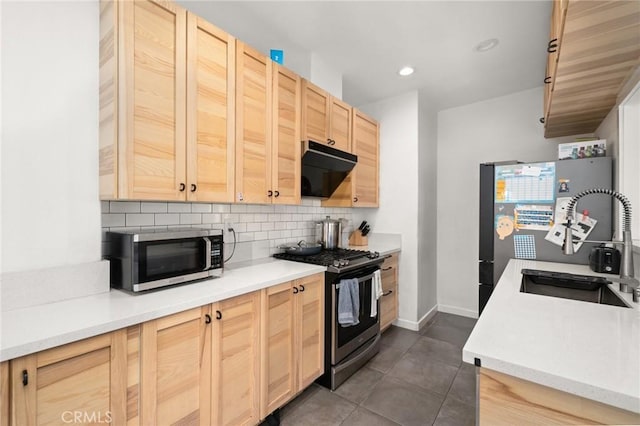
[210,234,224,269]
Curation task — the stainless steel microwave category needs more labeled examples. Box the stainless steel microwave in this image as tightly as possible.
[106,228,223,292]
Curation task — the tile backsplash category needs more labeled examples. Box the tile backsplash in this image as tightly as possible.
[101,199,354,264]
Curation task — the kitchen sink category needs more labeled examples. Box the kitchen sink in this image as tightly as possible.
[520,269,629,308]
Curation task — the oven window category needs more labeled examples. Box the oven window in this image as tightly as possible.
[138,238,206,283]
[336,276,378,348]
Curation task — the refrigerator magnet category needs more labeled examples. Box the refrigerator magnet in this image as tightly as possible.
[558,179,570,193]
[496,215,515,240]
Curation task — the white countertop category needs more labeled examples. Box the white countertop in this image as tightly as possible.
[0,259,325,362]
[347,233,401,256]
[463,259,640,413]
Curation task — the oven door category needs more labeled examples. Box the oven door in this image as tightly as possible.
[133,236,211,291]
[332,266,381,364]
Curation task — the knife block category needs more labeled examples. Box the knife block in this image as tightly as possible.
[349,231,368,246]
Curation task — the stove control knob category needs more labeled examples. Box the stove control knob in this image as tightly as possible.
[333,260,341,267]
[344,259,350,266]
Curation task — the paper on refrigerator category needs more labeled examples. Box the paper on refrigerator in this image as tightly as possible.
[545,212,597,252]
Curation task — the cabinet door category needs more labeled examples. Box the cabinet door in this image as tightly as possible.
[186,14,235,203]
[329,98,352,152]
[261,282,295,418]
[140,307,211,426]
[380,254,399,331]
[1,362,8,426]
[352,109,379,207]
[118,0,187,200]
[10,331,127,425]
[235,41,272,204]
[212,291,261,426]
[272,64,301,205]
[296,273,324,390]
[301,79,330,144]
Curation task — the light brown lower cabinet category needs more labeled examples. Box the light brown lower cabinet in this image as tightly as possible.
[380,253,399,331]
[261,273,324,418]
[9,330,128,425]
[4,278,324,426]
[479,367,640,425]
[1,362,9,426]
[212,291,262,426]
[140,306,212,426]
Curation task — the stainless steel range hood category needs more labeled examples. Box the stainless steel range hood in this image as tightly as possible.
[301,140,357,198]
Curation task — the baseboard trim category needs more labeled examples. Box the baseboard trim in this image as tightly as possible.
[393,318,419,331]
[392,305,439,331]
[418,305,438,331]
[438,304,478,319]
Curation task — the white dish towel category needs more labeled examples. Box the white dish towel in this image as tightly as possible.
[370,269,383,317]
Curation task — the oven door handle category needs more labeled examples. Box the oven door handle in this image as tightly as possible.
[203,237,211,270]
[335,271,377,288]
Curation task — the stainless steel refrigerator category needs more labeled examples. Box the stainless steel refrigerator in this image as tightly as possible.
[478,157,612,314]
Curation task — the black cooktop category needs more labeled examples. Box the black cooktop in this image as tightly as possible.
[273,248,369,266]
[274,248,382,273]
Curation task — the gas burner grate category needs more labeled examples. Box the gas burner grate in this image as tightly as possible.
[273,248,371,266]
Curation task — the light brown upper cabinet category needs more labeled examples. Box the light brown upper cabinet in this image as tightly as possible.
[323,109,379,207]
[140,307,212,426]
[211,291,261,426]
[186,14,236,202]
[235,42,273,204]
[301,80,352,152]
[235,47,301,205]
[271,64,302,205]
[100,1,235,202]
[543,0,640,138]
[10,330,127,425]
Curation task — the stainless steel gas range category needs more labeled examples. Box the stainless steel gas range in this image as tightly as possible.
[273,248,384,390]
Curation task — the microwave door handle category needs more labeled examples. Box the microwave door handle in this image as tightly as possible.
[203,237,211,270]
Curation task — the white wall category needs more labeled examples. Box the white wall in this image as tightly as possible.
[436,87,560,316]
[596,73,640,273]
[417,92,438,320]
[310,53,343,100]
[356,91,420,325]
[180,1,312,80]
[1,1,101,273]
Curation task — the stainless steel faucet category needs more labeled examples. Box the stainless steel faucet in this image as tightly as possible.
[563,188,638,297]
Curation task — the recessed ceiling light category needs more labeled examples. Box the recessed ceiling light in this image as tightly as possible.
[474,38,499,53]
[398,66,414,77]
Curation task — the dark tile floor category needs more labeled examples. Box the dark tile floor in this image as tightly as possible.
[278,312,478,426]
